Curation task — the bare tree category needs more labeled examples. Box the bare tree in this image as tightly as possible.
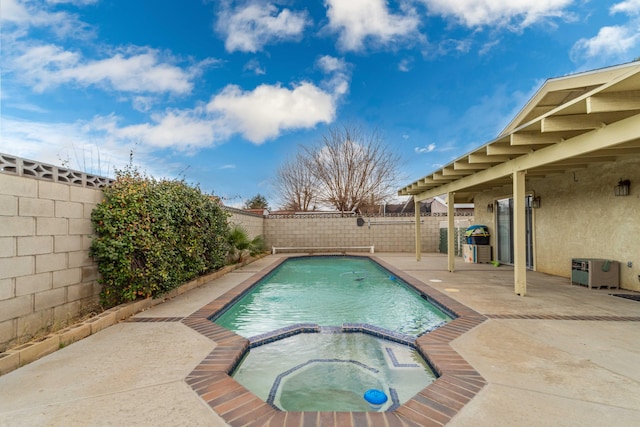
[275,153,318,211]
[302,125,401,213]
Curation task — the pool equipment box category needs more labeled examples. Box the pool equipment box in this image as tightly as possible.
[571,258,619,289]
[463,244,491,264]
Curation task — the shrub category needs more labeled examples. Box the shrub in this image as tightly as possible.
[90,166,230,307]
[226,225,267,263]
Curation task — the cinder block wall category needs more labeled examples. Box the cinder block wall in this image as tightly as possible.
[226,207,265,240]
[223,210,474,253]
[0,173,105,351]
[264,215,473,253]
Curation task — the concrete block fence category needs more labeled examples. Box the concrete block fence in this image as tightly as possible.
[226,206,265,240]
[263,215,472,253]
[0,154,110,352]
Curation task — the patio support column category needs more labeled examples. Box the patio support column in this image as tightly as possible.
[513,170,527,296]
[447,192,455,272]
[415,198,421,261]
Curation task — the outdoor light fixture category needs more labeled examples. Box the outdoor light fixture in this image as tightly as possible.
[532,196,541,209]
[614,179,631,196]
[487,203,493,213]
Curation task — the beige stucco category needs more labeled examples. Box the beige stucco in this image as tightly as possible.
[473,156,640,291]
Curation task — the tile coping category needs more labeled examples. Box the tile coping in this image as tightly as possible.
[182,254,489,427]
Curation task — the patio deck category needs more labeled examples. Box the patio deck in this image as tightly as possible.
[1,253,639,426]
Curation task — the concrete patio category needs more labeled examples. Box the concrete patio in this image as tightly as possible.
[1,253,639,426]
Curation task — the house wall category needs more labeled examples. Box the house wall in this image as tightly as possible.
[0,172,105,351]
[473,156,640,291]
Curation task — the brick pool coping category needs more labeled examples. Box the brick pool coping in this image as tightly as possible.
[182,255,489,426]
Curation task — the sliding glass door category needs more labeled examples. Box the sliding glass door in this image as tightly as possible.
[495,196,534,268]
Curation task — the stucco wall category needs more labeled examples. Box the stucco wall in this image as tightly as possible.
[0,173,104,351]
[474,156,640,291]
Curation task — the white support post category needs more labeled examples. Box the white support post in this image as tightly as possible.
[447,192,455,273]
[513,171,527,296]
[415,199,422,261]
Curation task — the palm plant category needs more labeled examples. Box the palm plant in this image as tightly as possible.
[227,225,266,263]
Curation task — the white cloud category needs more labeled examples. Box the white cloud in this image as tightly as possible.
[243,58,266,75]
[611,0,640,15]
[8,44,201,95]
[219,164,236,169]
[571,25,640,61]
[40,74,349,151]
[571,0,640,63]
[2,0,32,23]
[0,115,195,180]
[1,0,95,39]
[131,96,155,113]
[415,143,436,153]
[207,82,336,143]
[112,110,221,151]
[216,2,308,53]
[419,0,573,29]
[479,38,501,56]
[2,69,349,156]
[316,55,350,96]
[398,58,413,72]
[0,115,128,176]
[45,0,98,5]
[324,0,421,51]
[316,55,346,73]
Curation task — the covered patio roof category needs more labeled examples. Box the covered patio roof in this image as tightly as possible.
[399,62,640,296]
[399,61,640,203]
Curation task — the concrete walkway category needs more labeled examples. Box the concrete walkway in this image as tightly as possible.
[1,253,639,426]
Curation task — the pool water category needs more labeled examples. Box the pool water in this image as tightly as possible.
[215,256,449,412]
[233,333,436,412]
[214,256,451,337]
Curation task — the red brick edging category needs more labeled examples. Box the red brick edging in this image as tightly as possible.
[182,255,488,426]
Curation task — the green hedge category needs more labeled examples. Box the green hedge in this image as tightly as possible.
[90,167,230,307]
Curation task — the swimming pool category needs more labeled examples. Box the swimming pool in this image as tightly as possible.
[214,256,451,338]
[211,256,452,412]
[183,255,486,424]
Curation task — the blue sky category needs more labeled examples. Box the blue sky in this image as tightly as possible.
[2,0,639,208]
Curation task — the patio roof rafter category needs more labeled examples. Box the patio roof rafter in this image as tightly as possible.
[587,90,640,113]
[410,111,640,203]
[400,64,640,199]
